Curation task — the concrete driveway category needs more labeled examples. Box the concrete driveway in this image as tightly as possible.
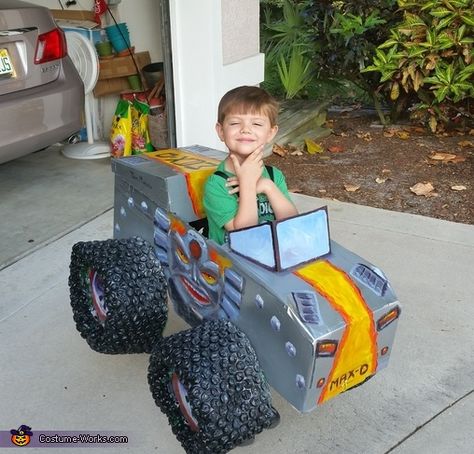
[1,194,473,453]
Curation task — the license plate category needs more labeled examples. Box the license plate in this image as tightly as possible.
[0,48,13,76]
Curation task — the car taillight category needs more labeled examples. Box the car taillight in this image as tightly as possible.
[34,27,67,64]
[377,306,401,331]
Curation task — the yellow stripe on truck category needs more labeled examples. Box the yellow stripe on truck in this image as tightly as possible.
[295,260,378,404]
[146,149,218,218]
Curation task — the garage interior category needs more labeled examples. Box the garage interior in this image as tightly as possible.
[0,0,267,269]
[1,0,171,268]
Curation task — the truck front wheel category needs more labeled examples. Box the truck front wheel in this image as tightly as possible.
[148,319,279,453]
[68,237,168,354]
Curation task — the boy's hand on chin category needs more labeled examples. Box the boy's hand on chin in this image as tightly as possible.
[230,145,264,188]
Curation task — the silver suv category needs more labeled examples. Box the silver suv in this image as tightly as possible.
[0,0,84,164]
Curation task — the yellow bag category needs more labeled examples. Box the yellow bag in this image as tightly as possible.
[110,99,132,157]
[131,99,154,154]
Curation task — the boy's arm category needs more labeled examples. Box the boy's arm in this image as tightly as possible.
[257,175,298,220]
[225,147,264,231]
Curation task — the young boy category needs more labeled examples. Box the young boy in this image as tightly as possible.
[204,86,297,245]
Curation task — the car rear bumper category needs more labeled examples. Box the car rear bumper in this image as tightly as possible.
[0,57,84,164]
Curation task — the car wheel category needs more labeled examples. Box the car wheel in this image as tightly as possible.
[68,237,168,354]
[148,319,279,453]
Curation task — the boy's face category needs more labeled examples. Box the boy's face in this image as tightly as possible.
[216,111,278,157]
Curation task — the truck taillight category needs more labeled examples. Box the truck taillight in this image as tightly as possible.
[316,340,338,357]
[34,28,67,64]
[377,306,401,331]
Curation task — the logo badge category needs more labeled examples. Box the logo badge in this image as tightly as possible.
[10,425,33,447]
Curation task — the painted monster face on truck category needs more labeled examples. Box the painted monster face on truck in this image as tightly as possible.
[167,217,224,321]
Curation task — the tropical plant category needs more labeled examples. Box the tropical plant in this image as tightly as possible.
[330,10,387,45]
[363,0,474,130]
[277,46,313,98]
[261,0,314,98]
[300,0,401,120]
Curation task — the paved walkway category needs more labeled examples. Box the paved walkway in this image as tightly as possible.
[1,194,473,453]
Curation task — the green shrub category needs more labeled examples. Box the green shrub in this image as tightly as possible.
[261,0,401,108]
[363,0,474,130]
[261,0,314,98]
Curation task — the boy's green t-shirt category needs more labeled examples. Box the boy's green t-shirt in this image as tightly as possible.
[203,160,292,245]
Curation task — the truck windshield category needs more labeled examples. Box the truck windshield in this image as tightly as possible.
[228,207,330,271]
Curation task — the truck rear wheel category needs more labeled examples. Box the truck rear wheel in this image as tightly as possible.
[68,237,168,354]
[148,319,279,453]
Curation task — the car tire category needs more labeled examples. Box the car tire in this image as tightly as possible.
[68,237,168,354]
[148,319,279,453]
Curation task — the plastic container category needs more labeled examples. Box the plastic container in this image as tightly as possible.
[106,23,130,53]
[95,41,113,57]
[127,74,142,90]
[105,22,128,34]
[110,35,131,53]
[142,62,164,88]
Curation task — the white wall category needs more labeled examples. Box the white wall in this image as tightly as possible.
[169,0,264,150]
[222,0,259,65]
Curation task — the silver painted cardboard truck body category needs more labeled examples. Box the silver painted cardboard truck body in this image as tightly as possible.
[112,146,400,413]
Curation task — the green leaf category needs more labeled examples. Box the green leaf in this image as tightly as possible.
[457,64,474,80]
[362,65,379,73]
[455,82,473,91]
[461,14,474,27]
[437,34,455,49]
[378,40,400,49]
[423,76,441,85]
[407,46,427,58]
[446,64,454,83]
[420,1,442,11]
[436,14,456,31]
[429,8,452,18]
[380,70,398,82]
[375,49,388,64]
[426,29,436,46]
[277,46,313,99]
[435,86,449,103]
[403,13,427,28]
[448,0,470,8]
[457,25,466,41]
[361,65,378,73]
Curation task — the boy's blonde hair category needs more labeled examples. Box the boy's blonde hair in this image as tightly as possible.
[217,86,279,127]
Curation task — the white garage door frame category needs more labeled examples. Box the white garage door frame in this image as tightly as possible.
[167,0,265,151]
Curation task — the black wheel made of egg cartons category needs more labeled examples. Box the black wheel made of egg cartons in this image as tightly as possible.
[148,319,280,453]
[68,237,168,354]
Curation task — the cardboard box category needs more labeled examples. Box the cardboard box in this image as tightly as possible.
[98,52,151,80]
[51,9,97,29]
[94,77,131,97]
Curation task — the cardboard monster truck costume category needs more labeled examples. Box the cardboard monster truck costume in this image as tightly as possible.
[68,145,401,453]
